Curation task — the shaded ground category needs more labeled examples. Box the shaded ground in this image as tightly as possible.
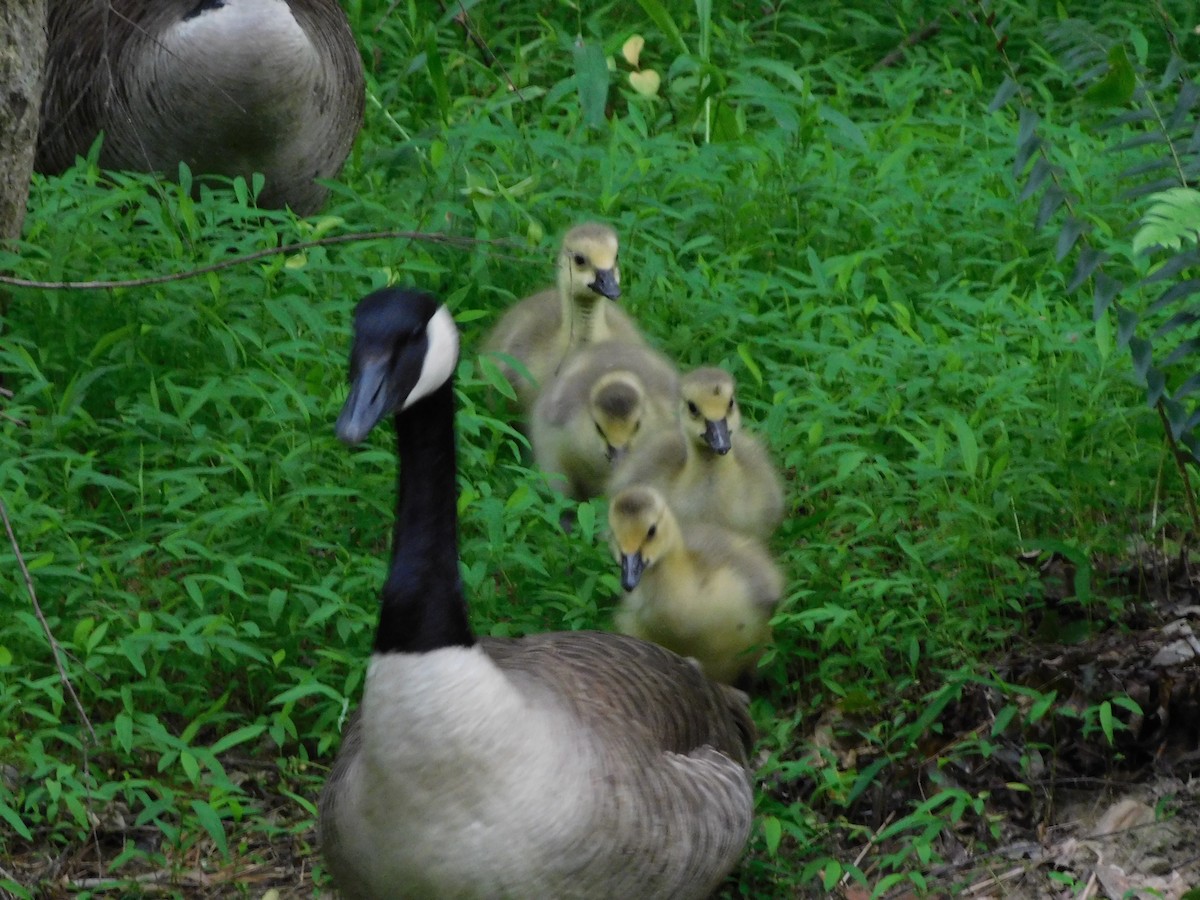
[3,551,1198,898]
[797,547,1200,898]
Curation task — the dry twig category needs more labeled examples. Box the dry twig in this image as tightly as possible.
[0,495,95,743]
[0,387,24,427]
[872,20,943,70]
[1,493,104,874]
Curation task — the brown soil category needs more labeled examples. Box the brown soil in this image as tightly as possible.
[794,548,1200,899]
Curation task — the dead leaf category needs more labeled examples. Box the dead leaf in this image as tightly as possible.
[622,34,645,68]
[629,69,661,97]
[1094,798,1154,835]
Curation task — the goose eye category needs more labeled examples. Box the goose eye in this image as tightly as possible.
[647,524,657,539]
[573,253,587,267]
[686,401,700,417]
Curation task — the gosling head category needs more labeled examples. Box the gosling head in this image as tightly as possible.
[336,288,459,444]
[608,485,678,591]
[557,222,621,302]
[590,372,646,464]
[680,368,740,456]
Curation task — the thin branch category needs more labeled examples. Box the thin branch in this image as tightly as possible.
[837,810,895,887]
[449,1,523,99]
[443,0,496,68]
[0,387,23,427]
[69,869,212,889]
[0,494,96,743]
[1,492,102,867]
[0,230,525,292]
[872,20,943,71]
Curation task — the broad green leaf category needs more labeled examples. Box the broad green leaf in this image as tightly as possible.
[0,800,32,841]
[210,723,267,755]
[945,413,980,478]
[424,30,450,121]
[1112,695,1143,716]
[631,0,688,55]
[1027,691,1057,724]
[816,105,867,152]
[572,39,610,130]
[761,815,782,855]
[575,500,596,543]
[270,681,342,706]
[821,860,842,891]
[114,713,134,754]
[1084,44,1135,108]
[736,342,763,387]
[191,799,229,857]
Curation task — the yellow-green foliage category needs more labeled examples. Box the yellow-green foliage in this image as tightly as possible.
[0,0,1188,895]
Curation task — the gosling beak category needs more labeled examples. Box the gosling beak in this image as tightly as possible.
[590,267,620,300]
[337,357,390,445]
[703,418,732,455]
[620,551,646,591]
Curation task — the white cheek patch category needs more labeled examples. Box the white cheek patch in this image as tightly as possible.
[404,305,460,410]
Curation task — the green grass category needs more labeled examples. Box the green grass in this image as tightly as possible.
[0,0,1193,896]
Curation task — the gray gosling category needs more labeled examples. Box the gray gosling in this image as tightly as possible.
[37,0,365,215]
[482,222,647,411]
[608,485,783,686]
[319,288,755,900]
[531,340,679,499]
[611,367,784,539]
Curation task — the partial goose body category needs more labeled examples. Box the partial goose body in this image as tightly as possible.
[319,289,754,900]
[38,0,364,214]
[609,486,783,686]
[482,223,648,411]
[612,367,784,540]
[531,341,679,499]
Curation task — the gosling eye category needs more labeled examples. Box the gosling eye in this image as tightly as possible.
[595,422,606,439]
[686,401,700,417]
[647,524,657,539]
[728,398,735,412]
[573,253,587,267]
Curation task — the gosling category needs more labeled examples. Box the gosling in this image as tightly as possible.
[611,367,784,539]
[531,341,678,499]
[482,223,647,411]
[608,485,783,686]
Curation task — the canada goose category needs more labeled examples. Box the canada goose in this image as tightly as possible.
[609,485,783,686]
[530,340,679,499]
[319,288,755,899]
[482,222,648,410]
[611,367,785,539]
[37,0,365,215]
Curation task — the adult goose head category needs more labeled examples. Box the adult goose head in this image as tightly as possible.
[38,0,365,214]
[319,287,756,899]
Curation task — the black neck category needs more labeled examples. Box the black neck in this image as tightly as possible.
[374,378,475,654]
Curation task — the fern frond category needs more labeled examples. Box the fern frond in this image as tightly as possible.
[1133,187,1200,254]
